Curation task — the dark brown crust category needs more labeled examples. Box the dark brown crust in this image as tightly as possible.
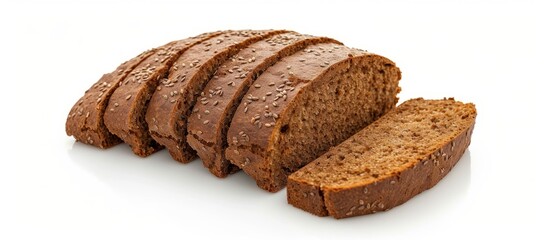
[186,32,342,178]
[225,43,400,192]
[103,32,222,156]
[65,48,155,148]
[287,99,477,219]
[146,30,287,163]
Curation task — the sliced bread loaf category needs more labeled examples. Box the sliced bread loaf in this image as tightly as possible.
[186,32,342,178]
[225,43,402,192]
[66,48,156,148]
[146,30,287,163]
[287,98,477,219]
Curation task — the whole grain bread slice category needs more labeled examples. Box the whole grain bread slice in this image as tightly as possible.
[186,32,342,178]
[225,43,402,192]
[287,98,477,219]
[146,30,287,163]
[103,31,223,157]
[66,47,156,148]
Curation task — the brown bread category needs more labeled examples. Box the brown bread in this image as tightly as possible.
[287,98,477,219]
[146,30,287,163]
[103,31,222,156]
[186,32,342,178]
[65,48,156,148]
[225,43,402,192]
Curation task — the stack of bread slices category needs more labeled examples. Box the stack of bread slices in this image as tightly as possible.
[66,29,476,219]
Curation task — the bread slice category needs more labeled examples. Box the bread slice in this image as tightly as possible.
[146,30,287,163]
[103,31,223,156]
[287,98,477,219]
[225,43,402,192]
[186,32,342,178]
[66,48,156,148]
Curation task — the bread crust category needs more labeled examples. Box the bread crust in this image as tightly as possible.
[186,32,342,177]
[103,32,222,156]
[146,30,287,163]
[65,48,155,148]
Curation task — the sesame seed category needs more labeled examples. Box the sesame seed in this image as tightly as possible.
[114,103,119,107]
[254,84,261,88]
[390,180,396,184]
[213,101,218,106]
[272,102,278,107]
[228,81,234,86]
[266,92,272,96]
[359,200,364,205]
[201,101,209,105]
[299,59,305,62]
[265,123,271,127]
[204,110,210,114]
[268,82,275,86]
[203,120,210,125]
[286,65,292,70]
[170,99,176,103]
[244,107,248,113]
[126,94,132,100]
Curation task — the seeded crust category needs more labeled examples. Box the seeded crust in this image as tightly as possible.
[103,31,223,156]
[146,30,288,163]
[186,32,342,178]
[287,98,477,219]
[66,48,155,148]
[225,43,402,192]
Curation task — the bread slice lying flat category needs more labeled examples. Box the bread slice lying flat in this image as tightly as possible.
[287,98,477,219]
[186,32,342,178]
[225,43,402,192]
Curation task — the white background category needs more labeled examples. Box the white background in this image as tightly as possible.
[3,0,548,239]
